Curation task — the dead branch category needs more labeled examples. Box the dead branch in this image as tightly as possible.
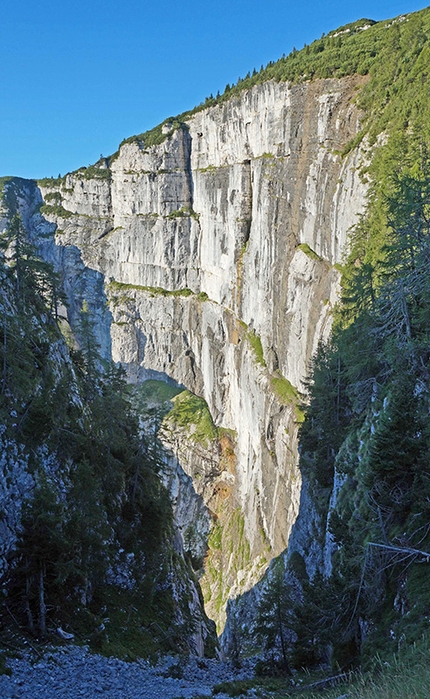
[295,671,349,692]
[367,542,430,559]
[4,604,43,658]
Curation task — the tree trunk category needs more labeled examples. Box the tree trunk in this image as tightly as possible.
[25,571,35,635]
[39,564,46,636]
[277,597,292,676]
[2,314,7,394]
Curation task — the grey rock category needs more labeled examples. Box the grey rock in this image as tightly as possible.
[0,75,370,644]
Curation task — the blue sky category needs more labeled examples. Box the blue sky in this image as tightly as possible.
[1,0,428,179]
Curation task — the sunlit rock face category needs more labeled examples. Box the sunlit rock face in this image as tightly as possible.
[29,75,368,634]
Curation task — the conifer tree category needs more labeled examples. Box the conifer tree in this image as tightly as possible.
[75,299,102,399]
[9,477,68,636]
[256,560,292,674]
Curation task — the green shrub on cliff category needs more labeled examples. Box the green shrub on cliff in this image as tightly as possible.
[39,203,73,219]
[119,119,188,151]
[165,389,217,446]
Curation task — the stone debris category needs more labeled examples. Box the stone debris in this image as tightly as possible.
[0,646,253,699]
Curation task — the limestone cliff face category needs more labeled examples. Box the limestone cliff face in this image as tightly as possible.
[28,75,368,633]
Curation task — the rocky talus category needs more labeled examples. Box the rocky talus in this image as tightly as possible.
[0,647,254,699]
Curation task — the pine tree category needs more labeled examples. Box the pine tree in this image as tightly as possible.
[75,299,102,399]
[0,213,62,314]
[8,477,68,636]
[256,560,292,674]
[65,459,111,606]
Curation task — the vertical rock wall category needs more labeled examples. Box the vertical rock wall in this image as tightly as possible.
[23,75,369,634]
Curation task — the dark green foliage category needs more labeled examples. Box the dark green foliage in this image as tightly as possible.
[299,343,350,494]
[295,129,430,667]
[290,569,360,670]
[0,213,63,315]
[0,216,65,430]
[255,560,293,675]
[8,477,69,636]
[0,216,183,653]
[74,299,102,399]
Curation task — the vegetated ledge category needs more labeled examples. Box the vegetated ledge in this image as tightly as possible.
[39,204,110,222]
[246,328,266,367]
[238,320,305,421]
[39,204,74,219]
[271,372,305,422]
[37,160,112,188]
[117,119,189,153]
[296,243,324,262]
[71,164,111,180]
[162,389,218,448]
[107,280,209,302]
[166,206,200,221]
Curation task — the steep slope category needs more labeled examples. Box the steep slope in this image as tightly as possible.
[238,7,430,669]
[2,6,429,658]
[23,74,368,632]
[0,203,215,657]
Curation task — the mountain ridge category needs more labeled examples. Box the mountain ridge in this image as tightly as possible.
[0,4,429,673]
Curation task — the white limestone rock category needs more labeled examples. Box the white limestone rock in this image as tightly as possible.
[27,75,371,632]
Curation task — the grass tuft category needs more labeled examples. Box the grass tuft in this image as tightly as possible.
[164,390,218,446]
[296,243,322,261]
[270,372,298,403]
[247,330,266,366]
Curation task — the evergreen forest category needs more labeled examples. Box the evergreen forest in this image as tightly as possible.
[253,7,430,673]
[287,136,430,669]
[0,214,204,658]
